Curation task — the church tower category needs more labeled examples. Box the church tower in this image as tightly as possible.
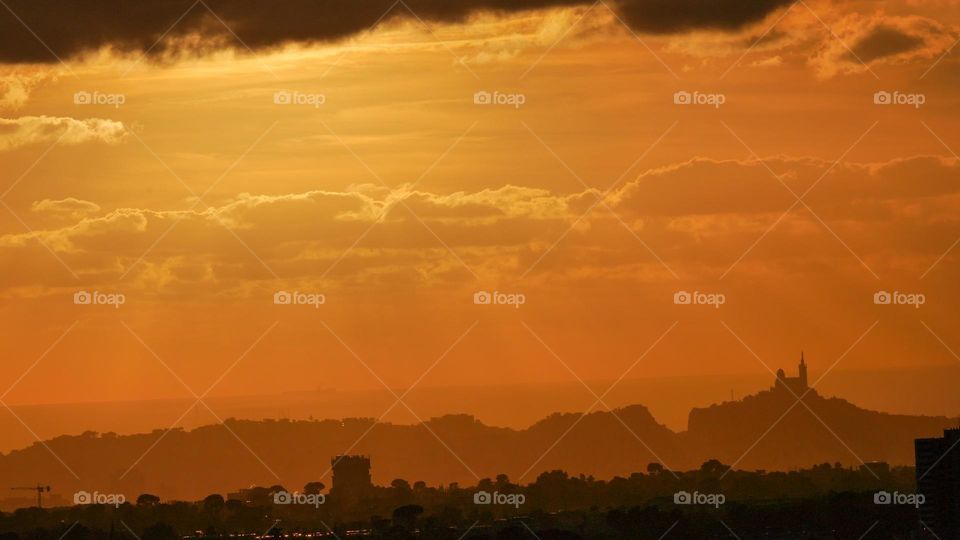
[798,351,808,389]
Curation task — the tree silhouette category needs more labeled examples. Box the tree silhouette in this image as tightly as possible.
[202,494,224,513]
[699,459,729,477]
[137,494,161,507]
[303,481,325,495]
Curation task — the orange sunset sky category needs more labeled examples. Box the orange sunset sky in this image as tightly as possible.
[1,0,959,445]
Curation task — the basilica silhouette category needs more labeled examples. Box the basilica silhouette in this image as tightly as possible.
[772,352,809,395]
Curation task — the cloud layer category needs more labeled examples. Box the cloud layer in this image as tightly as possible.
[1,155,957,294]
[0,115,126,151]
[814,13,957,77]
[0,0,795,63]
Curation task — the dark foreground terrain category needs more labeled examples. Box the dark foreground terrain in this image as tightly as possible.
[0,461,926,539]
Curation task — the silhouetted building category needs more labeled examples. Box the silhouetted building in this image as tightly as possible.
[859,461,890,477]
[773,352,808,395]
[916,428,960,539]
[330,455,373,504]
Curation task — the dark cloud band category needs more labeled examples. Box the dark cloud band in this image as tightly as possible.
[0,0,792,64]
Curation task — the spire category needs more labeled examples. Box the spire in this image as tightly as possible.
[798,351,808,389]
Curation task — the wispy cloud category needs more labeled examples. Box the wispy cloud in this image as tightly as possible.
[0,115,126,151]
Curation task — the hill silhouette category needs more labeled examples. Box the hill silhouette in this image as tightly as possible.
[0,387,954,504]
[684,387,955,470]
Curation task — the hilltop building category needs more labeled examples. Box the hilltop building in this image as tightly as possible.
[916,428,960,538]
[772,352,808,395]
[330,455,373,503]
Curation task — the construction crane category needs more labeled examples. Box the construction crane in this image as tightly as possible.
[11,484,51,508]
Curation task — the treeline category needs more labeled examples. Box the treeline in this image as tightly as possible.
[0,461,918,539]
